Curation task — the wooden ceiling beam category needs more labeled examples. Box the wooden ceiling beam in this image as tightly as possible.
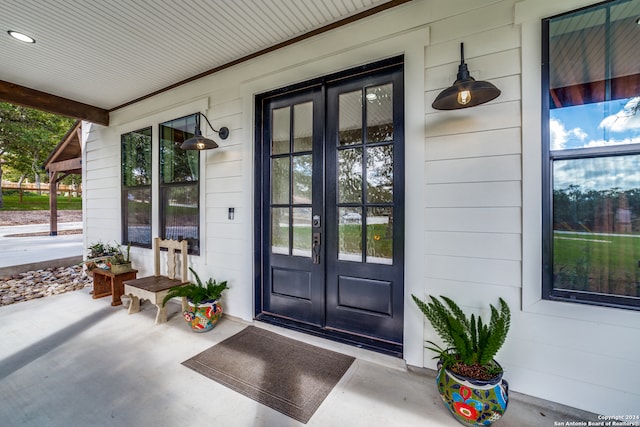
[46,157,82,173]
[0,80,109,126]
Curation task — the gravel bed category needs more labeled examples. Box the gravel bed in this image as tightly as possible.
[0,209,89,307]
[0,264,92,306]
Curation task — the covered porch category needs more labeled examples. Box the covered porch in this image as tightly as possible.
[0,289,595,426]
[2,0,640,419]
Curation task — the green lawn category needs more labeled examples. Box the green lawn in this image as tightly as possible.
[1,191,82,210]
[553,231,640,297]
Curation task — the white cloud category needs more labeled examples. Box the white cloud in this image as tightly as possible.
[554,154,640,192]
[550,118,587,150]
[599,97,640,132]
[584,136,640,148]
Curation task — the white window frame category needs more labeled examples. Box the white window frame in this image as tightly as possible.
[518,0,639,323]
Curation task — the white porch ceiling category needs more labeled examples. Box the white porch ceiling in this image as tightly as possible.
[0,0,402,113]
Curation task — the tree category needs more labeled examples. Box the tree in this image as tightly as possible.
[0,102,75,208]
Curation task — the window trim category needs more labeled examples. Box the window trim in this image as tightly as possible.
[518,0,640,326]
[540,0,640,311]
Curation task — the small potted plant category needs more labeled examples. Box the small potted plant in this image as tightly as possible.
[108,243,132,274]
[162,267,229,332]
[84,240,120,276]
[411,294,511,426]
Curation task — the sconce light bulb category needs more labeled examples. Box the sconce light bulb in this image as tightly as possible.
[458,90,471,105]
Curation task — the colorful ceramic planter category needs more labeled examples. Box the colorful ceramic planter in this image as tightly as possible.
[436,360,509,426]
[183,300,223,332]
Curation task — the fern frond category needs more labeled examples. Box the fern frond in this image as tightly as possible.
[440,295,472,333]
[412,294,511,376]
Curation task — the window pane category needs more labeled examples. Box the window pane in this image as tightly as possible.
[272,107,290,154]
[160,115,199,183]
[293,102,313,152]
[366,84,393,143]
[272,208,289,255]
[338,148,362,203]
[550,98,640,150]
[122,127,151,186]
[292,207,312,258]
[271,157,290,204]
[548,2,640,151]
[553,156,640,298]
[121,127,152,248]
[339,207,362,262]
[339,91,362,146]
[366,145,393,203]
[163,185,199,253]
[124,188,151,246]
[292,154,312,204]
[367,207,392,265]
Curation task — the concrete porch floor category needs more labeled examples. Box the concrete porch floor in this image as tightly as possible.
[0,287,597,427]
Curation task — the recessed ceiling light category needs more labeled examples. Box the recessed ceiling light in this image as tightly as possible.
[7,30,35,43]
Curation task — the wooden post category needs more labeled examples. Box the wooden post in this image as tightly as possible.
[49,171,58,236]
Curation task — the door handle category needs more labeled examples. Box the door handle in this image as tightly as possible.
[312,232,321,264]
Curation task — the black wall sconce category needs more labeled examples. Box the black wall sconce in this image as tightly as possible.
[432,43,501,110]
[181,112,229,150]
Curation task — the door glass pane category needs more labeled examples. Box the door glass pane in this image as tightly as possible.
[339,207,362,262]
[272,208,290,255]
[338,148,362,203]
[552,155,640,297]
[293,102,313,152]
[293,154,312,204]
[272,107,290,154]
[366,145,393,203]
[367,207,393,265]
[292,207,312,258]
[366,84,393,143]
[339,91,362,146]
[271,157,290,204]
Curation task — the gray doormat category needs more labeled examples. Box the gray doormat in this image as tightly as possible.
[182,325,355,423]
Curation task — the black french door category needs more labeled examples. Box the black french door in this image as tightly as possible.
[255,57,404,356]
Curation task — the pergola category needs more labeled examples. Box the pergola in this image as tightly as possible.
[42,120,82,235]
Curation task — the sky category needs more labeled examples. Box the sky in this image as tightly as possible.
[551,96,640,192]
[551,97,640,150]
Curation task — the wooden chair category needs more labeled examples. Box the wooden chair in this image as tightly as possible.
[123,238,189,324]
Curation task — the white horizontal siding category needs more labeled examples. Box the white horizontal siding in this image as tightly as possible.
[426,154,521,184]
[425,207,521,233]
[426,128,521,161]
[425,100,521,137]
[425,231,521,260]
[425,181,521,207]
[424,254,520,287]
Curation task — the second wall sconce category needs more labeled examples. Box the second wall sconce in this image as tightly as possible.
[181,112,229,150]
[432,43,501,110]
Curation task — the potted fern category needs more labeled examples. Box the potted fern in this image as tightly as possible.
[162,267,229,332]
[411,294,510,426]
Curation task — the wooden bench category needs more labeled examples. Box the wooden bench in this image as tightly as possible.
[123,238,189,324]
